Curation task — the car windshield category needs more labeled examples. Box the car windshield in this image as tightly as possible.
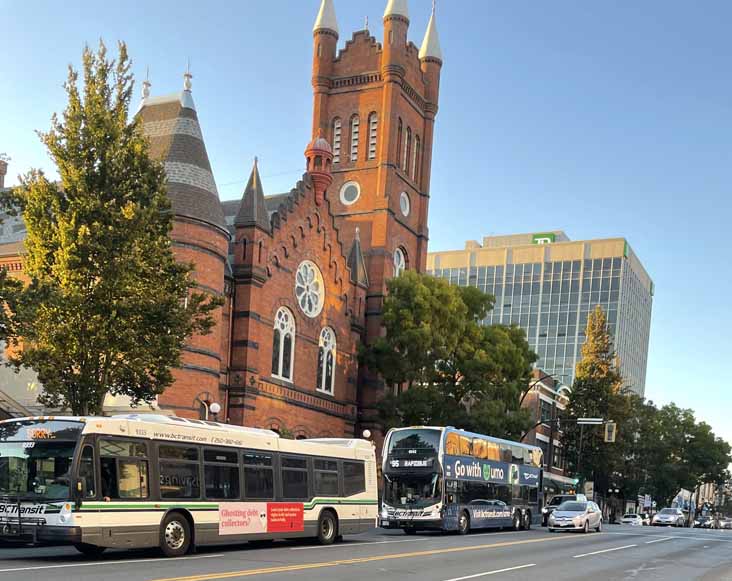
[383,473,442,509]
[558,501,587,512]
[0,420,83,501]
[623,514,638,518]
[659,508,678,515]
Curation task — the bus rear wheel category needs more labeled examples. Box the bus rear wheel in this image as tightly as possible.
[160,512,192,557]
[74,543,106,558]
[458,511,470,535]
[317,510,338,545]
[513,512,523,531]
[523,511,532,530]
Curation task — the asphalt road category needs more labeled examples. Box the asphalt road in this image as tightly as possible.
[1,525,731,581]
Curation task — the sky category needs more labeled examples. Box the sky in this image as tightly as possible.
[2,1,732,451]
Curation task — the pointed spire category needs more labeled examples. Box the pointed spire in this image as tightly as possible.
[384,0,408,20]
[348,227,369,287]
[364,15,369,31]
[181,62,196,110]
[183,60,192,91]
[235,157,270,232]
[313,0,339,35]
[419,0,442,61]
[142,67,151,100]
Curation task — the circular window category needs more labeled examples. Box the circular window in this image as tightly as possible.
[393,247,406,277]
[295,260,325,317]
[340,181,361,205]
[399,192,410,217]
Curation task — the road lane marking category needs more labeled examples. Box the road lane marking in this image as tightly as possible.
[152,535,585,581]
[573,544,637,558]
[442,563,536,581]
[291,538,425,550]
[0,553,224,574]
[645,536,673,544]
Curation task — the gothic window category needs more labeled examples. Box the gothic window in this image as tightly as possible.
[396,118,403,167]
[403,128,412,174]
[350,115,360,162]
[413,135,421,182]
[295,260,325,318]
[272,307,295,381]
[332,118,342,163]
[394,247,407,277]
[316,327,336,395]
[367,113,378,160]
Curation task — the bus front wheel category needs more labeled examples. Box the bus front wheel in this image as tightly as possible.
[524,511,532,530]
[160,512,192,557]
[74,543,106,558]
[513,512,523,531]
[317,510,338,545]
[458,511,470,535]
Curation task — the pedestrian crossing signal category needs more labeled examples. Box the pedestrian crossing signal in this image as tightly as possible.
[604,421,617,443]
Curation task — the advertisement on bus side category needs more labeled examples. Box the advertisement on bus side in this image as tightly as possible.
[218,502,304,535]
[442,455,541,486]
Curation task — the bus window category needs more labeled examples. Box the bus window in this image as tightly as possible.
[343,461,365,496]
[282,456,309,499]
[243,452,273,499]
[500,446,512,463]
[485,442,500,461]
[79,445,97,499]
[203,449,240,500]
[314,459,339,496]
[159,444,201,499]
[511,445,523,463]
[472,438,486,459]
[445,433,460,455]
[459,436,472,456]
[99,439,149,499]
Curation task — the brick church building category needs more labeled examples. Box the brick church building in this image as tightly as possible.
[0,0,443,439]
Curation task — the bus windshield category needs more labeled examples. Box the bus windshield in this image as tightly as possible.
[384,473,442,509]
[386,429,442,456]
[0,420,83,501]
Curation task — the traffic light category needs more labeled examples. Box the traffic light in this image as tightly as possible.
[604,421,617,443]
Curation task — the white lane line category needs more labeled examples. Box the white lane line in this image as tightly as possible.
[573,544,637,558]
[442,563,536,581]
[0,553,224,574]
[645,536,673,544]
[291,538,425,550]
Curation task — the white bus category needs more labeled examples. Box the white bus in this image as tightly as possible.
[0,415,377,556]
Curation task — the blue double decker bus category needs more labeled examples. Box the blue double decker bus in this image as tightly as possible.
[379,426,543,534]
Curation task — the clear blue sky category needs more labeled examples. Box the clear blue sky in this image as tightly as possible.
[2,1,732,450]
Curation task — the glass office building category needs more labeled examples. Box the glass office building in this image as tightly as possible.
[427,232,653,395]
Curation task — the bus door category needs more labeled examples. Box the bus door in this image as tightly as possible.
[444,479,459,529]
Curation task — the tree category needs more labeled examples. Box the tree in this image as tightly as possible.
[562,306,628,492]
[362,271,537,440]
[2,41,220,415]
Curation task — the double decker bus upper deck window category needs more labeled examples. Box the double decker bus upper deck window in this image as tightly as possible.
[387,429,442,456]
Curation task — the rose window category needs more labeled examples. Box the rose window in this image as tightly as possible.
[295,260,325,317]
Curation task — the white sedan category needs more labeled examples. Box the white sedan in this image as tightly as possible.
[620,513,643,526]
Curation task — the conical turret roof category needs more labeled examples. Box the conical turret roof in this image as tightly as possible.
[138,74,226,231]
[419,8,442,61]
[384,0,409,19]
[313,0,339,34]
[235,158,270,232]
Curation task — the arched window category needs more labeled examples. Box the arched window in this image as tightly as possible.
[396,118,403,167]
[403,128,412,174]
[272,307,295,381]
[350,115,360,162]
[394,247,407,277]
[367,112,378,160]
[332,118,342,163]
[413,135,421,182]
[316,327,336,395]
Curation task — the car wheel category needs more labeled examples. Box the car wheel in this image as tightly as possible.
[458,511,470,535]
[595,520,602,533]
[160,512,191,558]
[317,510,338,545]
[583,520,590,534]
[548,528,556,533]
[524,511,532,530]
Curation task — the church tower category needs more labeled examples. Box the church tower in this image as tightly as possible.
[311,0,443,433]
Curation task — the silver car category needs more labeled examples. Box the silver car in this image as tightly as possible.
[652,508,685,527]
[548,501,603,533]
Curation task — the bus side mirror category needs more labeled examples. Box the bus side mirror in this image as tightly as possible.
[74,478,86,508]
[448,494,455,504]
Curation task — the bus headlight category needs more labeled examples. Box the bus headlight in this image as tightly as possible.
[542,508,548,514]
[58,503,72,524]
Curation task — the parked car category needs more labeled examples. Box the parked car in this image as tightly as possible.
[693,515,712,528]
[542,494,587,526]
[621,513,644,526]
[652,508,685,527]
[548,501,603,533]
[720,517,732,530]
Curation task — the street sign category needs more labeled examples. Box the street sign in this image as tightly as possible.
[604,421,617,443]
[577,418,603,425]
[584,481,594,499]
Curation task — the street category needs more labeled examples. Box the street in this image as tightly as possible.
[1,525,731,581]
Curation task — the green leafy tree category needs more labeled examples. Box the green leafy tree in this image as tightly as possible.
[362,271,537,440]
[2,41,220,415]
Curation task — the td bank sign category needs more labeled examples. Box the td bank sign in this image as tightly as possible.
[532,233,556,245]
